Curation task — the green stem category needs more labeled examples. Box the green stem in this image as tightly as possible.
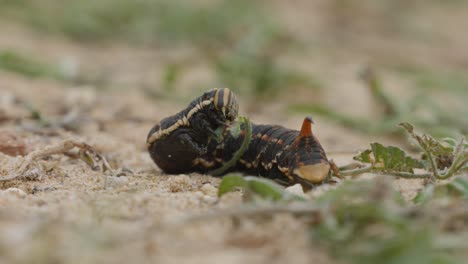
[400,123,440,179]
[339,164,432,179]
[339,165,373,176]
[377,171,432,179]
[338,163,363,171]
[209,116,252,176]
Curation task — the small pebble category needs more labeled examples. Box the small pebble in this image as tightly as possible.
[286,184,305,196]
[200,183,217,196]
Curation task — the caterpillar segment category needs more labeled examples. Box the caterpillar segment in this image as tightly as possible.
[198,117,331,189]
[146,88,239,174]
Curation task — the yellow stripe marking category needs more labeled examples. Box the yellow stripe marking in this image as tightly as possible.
[223,88,229,108]
[193,158,215,168]
[147,99,213,145]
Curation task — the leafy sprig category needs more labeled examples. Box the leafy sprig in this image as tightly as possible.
[340,123,467,180]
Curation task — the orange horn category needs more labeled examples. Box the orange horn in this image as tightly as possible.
[295,117,314,145]
[299,116,313,137]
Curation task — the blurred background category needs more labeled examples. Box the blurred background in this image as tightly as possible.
[0,0,467,148]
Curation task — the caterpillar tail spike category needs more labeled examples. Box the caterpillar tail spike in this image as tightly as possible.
[296,116,314,143]
[291,117,330,185]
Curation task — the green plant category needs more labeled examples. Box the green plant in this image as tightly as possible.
[340,123,467,179]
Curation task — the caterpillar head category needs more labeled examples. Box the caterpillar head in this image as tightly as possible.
[213,88,239,121]
[290,117,330,184]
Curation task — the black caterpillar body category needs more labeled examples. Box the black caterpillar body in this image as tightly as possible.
[147,88,330,188]
[197,117,330,188]
[147,88,238,173]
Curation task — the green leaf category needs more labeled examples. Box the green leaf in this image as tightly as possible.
[218,175,305,201]
[353,142,423,172]
[244,176,286,201]
[354,149,373,163]
[217,174,248,197]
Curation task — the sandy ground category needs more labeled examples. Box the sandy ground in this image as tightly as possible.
[0,71,342,264]
[0,2,467,263]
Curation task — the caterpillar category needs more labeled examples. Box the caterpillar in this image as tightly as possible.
[195,117,331,189]
[147,88,331,189]
[146,88,239,174]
